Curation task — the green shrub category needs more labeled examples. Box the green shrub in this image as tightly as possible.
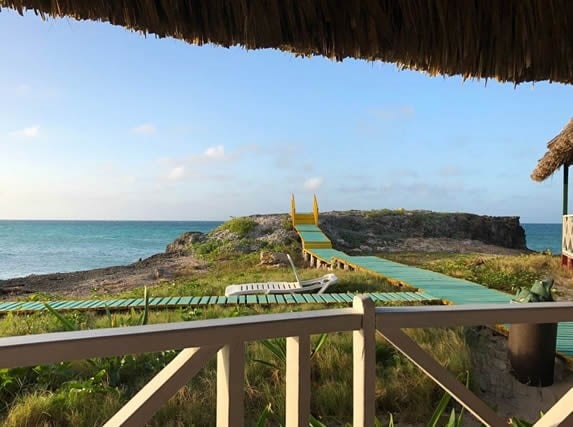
[219,217,257,237]
[364,209,406,219]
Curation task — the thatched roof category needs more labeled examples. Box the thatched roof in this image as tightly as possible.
[2,1,573,85]
[531,119,573,182]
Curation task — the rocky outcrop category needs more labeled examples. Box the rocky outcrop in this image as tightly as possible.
[259,251,291,267]
[166,210,527,258]
[166,232,207,254]
[167,214,300,256]
[319,210,527,253]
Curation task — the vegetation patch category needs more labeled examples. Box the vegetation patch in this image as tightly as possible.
[0,306,470,426]
[218,217,257,237]
[364,208,406,219]
[0,255,474,425]
[2,250,560,424]
[383,252,571,295]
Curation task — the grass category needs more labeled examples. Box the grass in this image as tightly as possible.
[218,217,258,237]
[0,256,473,425]
[382,252,573,296]
[88,253,405,300]
[0,307,471,426]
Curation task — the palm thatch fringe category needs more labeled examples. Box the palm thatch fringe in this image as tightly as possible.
[2,0,573,85]
[531,119,573,182]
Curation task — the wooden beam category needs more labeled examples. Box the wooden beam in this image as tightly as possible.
[378,327,505,426]
[375,302,573,329]
[0,308,361,369]
[353,296,376,427]
[286,335,311,427]
[534,387,573,427]
[564,164,569,215]
[104,346,219,427]
[217,342,245,427]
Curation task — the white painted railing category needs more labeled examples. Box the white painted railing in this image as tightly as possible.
[0,298,572,426]
[563,214,573,258]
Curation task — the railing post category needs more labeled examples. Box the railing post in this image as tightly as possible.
[353,296,376,427]
[313,194,319,225]
[217,342,244,427]
[286,335,311,427]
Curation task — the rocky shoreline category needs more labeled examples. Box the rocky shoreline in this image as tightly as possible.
[0,210,530,299]
[0,253,206,300]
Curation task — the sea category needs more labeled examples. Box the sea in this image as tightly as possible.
[0,221,561,280]
[0,221,222,280]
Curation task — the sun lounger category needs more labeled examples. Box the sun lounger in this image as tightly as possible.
[224,254,337,296]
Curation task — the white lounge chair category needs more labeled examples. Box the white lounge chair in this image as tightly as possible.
[224,254,338,296]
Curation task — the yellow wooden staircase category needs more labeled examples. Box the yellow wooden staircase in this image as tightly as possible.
[290,195,332,249]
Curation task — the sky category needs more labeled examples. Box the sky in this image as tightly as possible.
[1,9,572,222]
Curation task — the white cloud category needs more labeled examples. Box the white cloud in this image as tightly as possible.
[304,177,324,191]
[167,166,185,181]
[131,123,156,135]
[204,145,225,159]
[10,126,39,138]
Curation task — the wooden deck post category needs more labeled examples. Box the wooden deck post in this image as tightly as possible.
[217,342,245,427]
[563,164,569,216]
[352,296,376,427]
[286,335,311,426]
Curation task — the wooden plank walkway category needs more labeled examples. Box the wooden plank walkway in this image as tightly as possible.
[0,291,439,315]
[303,242,573,357]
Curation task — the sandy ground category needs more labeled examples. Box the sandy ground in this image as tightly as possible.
[0,253,206,299]
[466,327,573,425]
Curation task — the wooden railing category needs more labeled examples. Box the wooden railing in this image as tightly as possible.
[1,298,572,426]
[563,214,573,258]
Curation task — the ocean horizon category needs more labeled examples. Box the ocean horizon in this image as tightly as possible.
[0,220,562,280]
[0,220,223,280]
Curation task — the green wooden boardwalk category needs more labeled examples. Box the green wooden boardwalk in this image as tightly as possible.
[0,291,438,315]
[304,245,573,357]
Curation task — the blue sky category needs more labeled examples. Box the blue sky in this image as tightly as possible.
[1,9,572,222]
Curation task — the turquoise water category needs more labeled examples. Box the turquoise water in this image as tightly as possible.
[522,223,561,255]
[0,221,561,280]
[0,221,222,279]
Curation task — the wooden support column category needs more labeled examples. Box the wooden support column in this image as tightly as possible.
[217,342,244,427]
[285,336,311,427]
[564,164,569,215]
[563,165,570,267]
[352,296,376,427]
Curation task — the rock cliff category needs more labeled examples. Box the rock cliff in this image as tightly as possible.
[319,210,527,253]
[167,210,527,256]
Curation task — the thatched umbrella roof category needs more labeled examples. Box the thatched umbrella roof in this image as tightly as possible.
[531,119,573,182]
[2,0,573,85]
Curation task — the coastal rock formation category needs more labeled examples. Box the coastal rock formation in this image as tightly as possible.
[169,210,527,258]
[318,210,527,253]
[259,251,291,267]
[169,215,300,256]
[166,232,207,254]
